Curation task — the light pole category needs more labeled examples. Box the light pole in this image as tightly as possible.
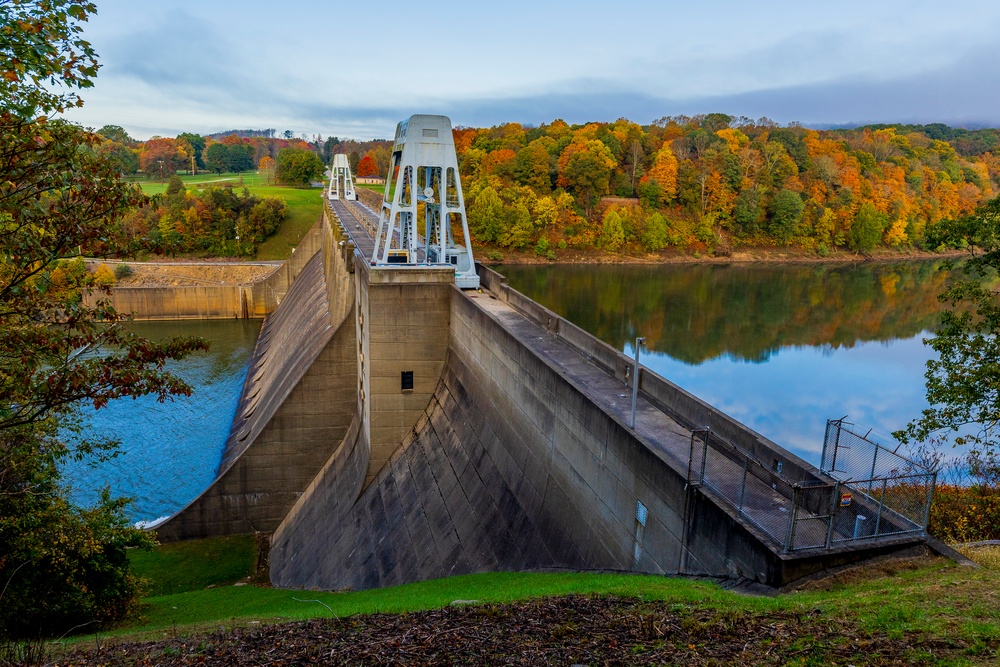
[630,336,645,429]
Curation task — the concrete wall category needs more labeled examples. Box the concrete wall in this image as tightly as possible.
[84,220,325,320]
[270,284,784,589]
[269,261,924,590]
[356,261,455,487]
[156,242,357,540]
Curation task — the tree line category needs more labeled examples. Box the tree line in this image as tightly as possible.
[452,115,999,257]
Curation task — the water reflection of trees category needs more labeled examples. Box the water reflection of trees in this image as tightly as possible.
[499,261,971,364]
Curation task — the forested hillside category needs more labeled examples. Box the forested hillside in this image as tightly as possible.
[453,115,999,257]
[111,115,1000,257]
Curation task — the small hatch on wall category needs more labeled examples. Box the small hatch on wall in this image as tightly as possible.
[401,370,414,391]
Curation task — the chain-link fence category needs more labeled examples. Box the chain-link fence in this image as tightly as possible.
[687,430,834,552]
[821,418,935,544]
[687,419,934,553]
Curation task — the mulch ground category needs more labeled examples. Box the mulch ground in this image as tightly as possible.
[54,595,966,666]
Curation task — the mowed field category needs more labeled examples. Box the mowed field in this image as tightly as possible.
[137,173,324,261]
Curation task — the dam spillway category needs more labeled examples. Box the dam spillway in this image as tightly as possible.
[155,190,931,588]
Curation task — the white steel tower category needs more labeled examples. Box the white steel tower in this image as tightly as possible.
[327,153,356,200]
[372,114,479,289]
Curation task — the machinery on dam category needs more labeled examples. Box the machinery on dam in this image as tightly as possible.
[373,115,479,289]
[327,153,356,201]
[153,114,935,591]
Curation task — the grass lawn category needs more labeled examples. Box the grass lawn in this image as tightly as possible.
[56,537,997,664]
[134,173,324,261]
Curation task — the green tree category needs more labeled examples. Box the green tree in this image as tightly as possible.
[468,186,505,243]
[276,147,324,186]
[558,139,616,216]
[177,132,206,171]
[96,125,134,146]
[205,142,229,174]
[641,212,670,251]
[225,143,254,174]
[600,208,626,251]
[896,196,1000,481]
[501,201,534,249]
[850,202,888,252]
[768,189,804,244]
[1,0,206,638]
[734,188,762,236]
[515,139,553,192]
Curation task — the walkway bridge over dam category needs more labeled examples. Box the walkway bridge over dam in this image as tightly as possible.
[155,117,934,590]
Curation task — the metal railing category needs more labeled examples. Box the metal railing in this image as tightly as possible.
[687,419,934,553]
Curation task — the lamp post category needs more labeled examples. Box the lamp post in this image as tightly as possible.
[631,336,645,429]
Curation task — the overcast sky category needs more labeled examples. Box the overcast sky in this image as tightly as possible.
[63,0,1000,141]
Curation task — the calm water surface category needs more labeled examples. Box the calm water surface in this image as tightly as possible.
[63,261,966,520]
[63,319,260,522]
[498,261,962,466]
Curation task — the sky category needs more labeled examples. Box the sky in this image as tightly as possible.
[63,0,1000,141]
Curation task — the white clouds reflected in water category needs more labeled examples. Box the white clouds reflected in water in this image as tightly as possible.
[637,335,935,464]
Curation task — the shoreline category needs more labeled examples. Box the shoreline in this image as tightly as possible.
[481,246,970,267]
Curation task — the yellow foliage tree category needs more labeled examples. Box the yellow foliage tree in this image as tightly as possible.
[647,144,678,204]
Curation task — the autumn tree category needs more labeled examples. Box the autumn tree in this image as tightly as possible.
[139,137,184,180]
[357,154,379,178]
[258,155,276,184]
[1,0,206,637]
[645,144,679,205]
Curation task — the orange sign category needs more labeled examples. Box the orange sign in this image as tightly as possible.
[840,493,852,506]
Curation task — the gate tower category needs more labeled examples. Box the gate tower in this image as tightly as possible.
[327,154,356,201]
[373,114,479,289]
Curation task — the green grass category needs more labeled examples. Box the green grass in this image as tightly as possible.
[134,173,324,261]
[103,537,1000,657]
[130,535,256,597]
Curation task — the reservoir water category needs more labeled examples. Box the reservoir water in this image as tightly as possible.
[63,260,963,522]
[498,260,962,467]
[63,319,260,523]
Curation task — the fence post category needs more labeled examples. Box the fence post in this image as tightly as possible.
[873,477,887,537]
[825,481,839,549]
[686,432,697,485]
[922,471,937,532]
[699,432,710,483]
[738,457,750,512]
[783,486,800,553]
[867,444,879,496]
[822,420,833,471]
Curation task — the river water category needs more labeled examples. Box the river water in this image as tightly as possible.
[62,319,260,523]
[63,260,964,521]
[498,260,963,466]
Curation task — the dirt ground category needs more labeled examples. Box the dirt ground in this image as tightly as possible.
[54,592,964,666]
[106,262,278,287]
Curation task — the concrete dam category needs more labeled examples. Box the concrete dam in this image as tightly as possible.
[155,116,934,589]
